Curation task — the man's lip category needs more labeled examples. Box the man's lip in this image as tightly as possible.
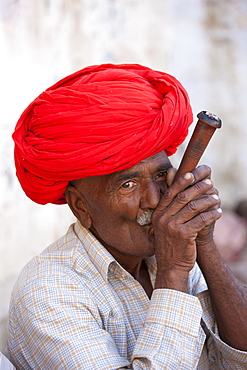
[141,222,152,227]
[144,223,154,233]
[136,221,153,231]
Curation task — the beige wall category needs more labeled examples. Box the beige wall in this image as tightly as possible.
[1,0,247,352]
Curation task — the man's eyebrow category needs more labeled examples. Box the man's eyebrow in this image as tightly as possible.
[155,163,173,172]
[113,163,173,184]
[114,171,141,184]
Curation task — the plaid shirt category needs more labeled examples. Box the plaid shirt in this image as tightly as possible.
[7,221,247,369]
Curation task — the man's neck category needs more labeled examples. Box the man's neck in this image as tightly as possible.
[107,249,153,298]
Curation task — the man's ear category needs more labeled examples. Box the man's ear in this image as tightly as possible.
[65,184,92,229]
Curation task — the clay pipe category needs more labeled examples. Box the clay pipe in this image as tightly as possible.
[173,111,222,182]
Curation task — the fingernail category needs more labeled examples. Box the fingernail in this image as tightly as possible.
[217,208,222,213]
[212,194,219,200]
[203,179,212,185]
[184,173,193,180]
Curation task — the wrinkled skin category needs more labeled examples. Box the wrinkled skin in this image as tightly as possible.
[66,151,247,351]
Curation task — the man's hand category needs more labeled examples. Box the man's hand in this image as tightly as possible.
[152,165,221,292]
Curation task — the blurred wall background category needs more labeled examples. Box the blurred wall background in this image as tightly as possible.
[0,0,247,353]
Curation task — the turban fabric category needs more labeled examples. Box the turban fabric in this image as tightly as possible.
[13,63,193,205]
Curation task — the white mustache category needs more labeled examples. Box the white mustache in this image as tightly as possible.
[137,210,153,226]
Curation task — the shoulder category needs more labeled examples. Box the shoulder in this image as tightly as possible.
[9,223,117,318]
[10,224,94,307]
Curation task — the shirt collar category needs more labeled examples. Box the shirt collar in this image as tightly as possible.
[74,220,115,282]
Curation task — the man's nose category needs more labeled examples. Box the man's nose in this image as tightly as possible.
[140,180,162,210]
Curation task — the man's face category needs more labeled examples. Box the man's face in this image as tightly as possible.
[73,151,172,265]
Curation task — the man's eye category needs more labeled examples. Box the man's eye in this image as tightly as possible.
[121,181,136,189]
[156,171,167,179]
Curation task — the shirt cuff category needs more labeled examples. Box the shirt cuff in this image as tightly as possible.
[146,289,203,337]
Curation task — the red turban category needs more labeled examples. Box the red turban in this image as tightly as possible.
[13,63,193,205]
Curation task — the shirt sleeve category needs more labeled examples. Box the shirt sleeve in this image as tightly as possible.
[198,290,247,369]
[191,263,247,369]
[8,261,247,369]
[8,274,205,370]
[132,289,205,369]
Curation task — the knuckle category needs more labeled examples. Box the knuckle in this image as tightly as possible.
[154,212,168,227]
[188,200,198,211]
[167,221,177,235]
[198,209,219,224]
[198,212,208,223]
[177,191,188,204]
[194,182,204,192]
[164,187,173,199]
[175,177,184,186]
[157,214,166,226]
[206,195,215,205]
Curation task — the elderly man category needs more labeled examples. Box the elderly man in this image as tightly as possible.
[7,64,247,369]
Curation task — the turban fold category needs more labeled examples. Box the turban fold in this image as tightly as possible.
[13,63,193,205]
